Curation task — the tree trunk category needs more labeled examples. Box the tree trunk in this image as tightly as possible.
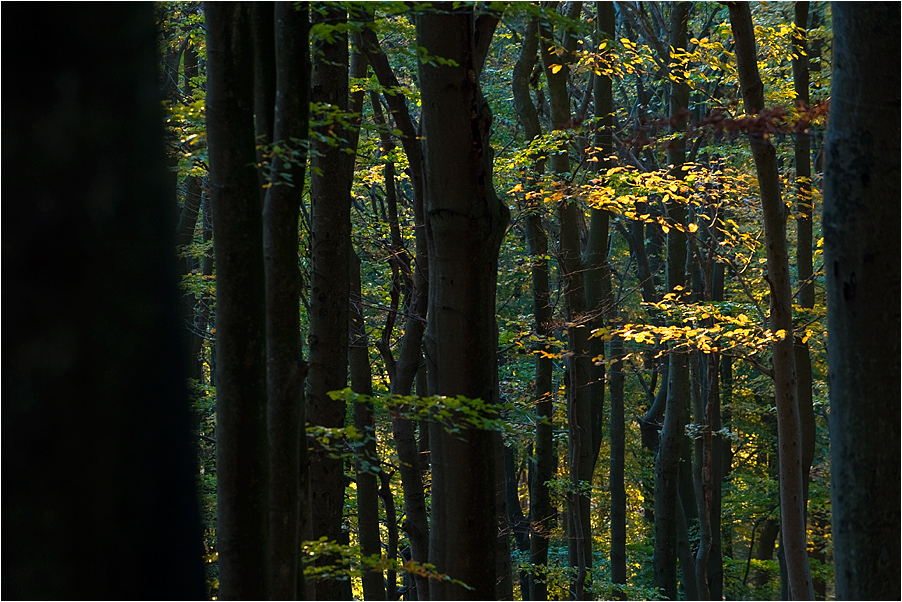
[539,5,596,596]
[512,16,556,601]
[206,4,271,598]
[262,4,310,599]
[357,31,433,598]
[727,3,814,599]
[350,252,386,601]
[5,4,206,598]
[653,4,691,598]
[824,4,901,600]
[417,6,509,598]
[306,5,351,599]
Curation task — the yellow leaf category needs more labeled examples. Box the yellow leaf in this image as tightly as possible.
[551,64,563,74]
[688,222,699,233]
[507,183,524,193]
[661,223,670,234]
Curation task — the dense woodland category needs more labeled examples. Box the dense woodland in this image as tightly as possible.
[5,2,899,601]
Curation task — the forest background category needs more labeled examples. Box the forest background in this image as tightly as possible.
[4,2,898,601]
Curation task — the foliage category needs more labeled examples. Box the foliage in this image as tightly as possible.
[160,2,836,599]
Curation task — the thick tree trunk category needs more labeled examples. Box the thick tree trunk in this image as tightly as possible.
[824,4,901,600]
[263,4,310,599]
[5,4,206,598]
[417,6,509,598]
[727,4,814,599]
[206,4,271,599]
[306,5,351,599]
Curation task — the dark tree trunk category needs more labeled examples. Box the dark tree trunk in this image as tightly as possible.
[350,253,386,601]
[306,5,352,599]
[356,31,432,598]
[538,5,596,596]
[653,4,691,599]
[824,4,901,600]
[206,4,270,598]
[4,4,206,598]
[417,6,509,598]
[264,4,310,599]
[728,4,814,598]
[512,16,556,602]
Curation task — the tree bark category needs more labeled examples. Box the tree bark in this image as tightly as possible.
[824,4,901,600]
[264,4,310,598]
[4,3,206,598]
[653,4,691,598]
[512,16,556,601]
[417,5,509,598]
[727,3,814,598]
[538,5,596,596]
[306,5,351,599]
[350,252,386,601]
[206,3,270,599]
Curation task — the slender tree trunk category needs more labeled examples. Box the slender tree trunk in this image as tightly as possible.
[653,4,691,598]
[263,4,310,599]
[357,32,433,598]
[824,4,901,600]
[350,252,386,601]
[512,17,556,601]
[417,6,509,598]
[306,5,351,599]
[5,4,206,597]
[727,4,814,598]
[539,6,596,596]
[206,3,269,598]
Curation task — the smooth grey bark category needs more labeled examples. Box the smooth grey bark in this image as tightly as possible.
[206,3,270,598]
[417,5,509,598]
[264,4,310,599]
[4,3,206,598]
[306,5,351,599]
[825,4,901,600]
[727,3,814,599]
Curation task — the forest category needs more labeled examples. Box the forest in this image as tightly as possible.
[4,2,899,601]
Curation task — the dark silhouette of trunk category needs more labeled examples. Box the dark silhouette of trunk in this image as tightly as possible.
[252,1,276,183]
[512,16,556,601]
[824,4,901,600]
[790,4,819,573]
[306,5,351,599]
[505,446,532,598]
[206,4,270,598]
[417,6,508,598]
[356,30,432,598]
[728,4,814,598]
[4,4,206,598]
[539,5,596,596]
[350,253,386,601]
[653,4,691,599]
[264,4,310,598]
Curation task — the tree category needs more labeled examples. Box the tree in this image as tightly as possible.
[205,3,270,598]
[264,3,311,598]
[4,3,205,598]
[416,4,509,598]
[824,4,900,600]
[727,3,814,599]
[305,5,353,598]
